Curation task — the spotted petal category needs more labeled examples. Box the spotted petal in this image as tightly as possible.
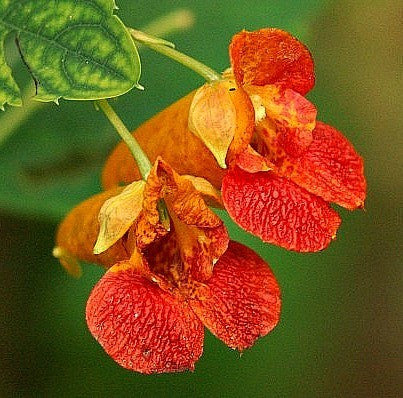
[230,28,315,95]
[137,159,229,280]
[190,241,281,350]
[276,121,367,209]
[86,262,204,374]
[222,168,341,252]
[245,84,317,156]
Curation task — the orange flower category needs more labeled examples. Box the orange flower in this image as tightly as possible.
[103,28,366,253]
[55,159,281,373]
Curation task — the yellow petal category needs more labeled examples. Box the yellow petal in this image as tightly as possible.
[188,80,238,168]
[94,180,146,254]
[182,175,223,208]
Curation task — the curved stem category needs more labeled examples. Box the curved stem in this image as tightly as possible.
[95,101,170,228]
[129,28,222,83]
[96,99,152,180]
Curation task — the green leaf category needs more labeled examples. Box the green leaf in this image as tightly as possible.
[0,0,140,107]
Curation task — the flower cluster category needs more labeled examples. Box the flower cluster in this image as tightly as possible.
[56,158,280,373]
[103,28,366,252]
[55,27,365,374]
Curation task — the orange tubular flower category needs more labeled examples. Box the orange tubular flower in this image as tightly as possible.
[55,159,281,374]
[103,28,366,253]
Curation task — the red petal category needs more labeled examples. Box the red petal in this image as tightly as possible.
[190,241,281,351]
[229,28,315,95]
[86,262,204,374]
[276,121,367,209]
[222,168,341,252]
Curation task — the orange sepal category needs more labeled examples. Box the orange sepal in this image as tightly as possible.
[188,80,238,168]
[229,28,315,95]
[55,188,130,268]
[190,241,281,351]
[102,92,224,190]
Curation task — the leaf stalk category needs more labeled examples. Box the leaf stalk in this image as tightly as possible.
[129,28,222,83]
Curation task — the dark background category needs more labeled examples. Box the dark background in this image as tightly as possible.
[0,0,401,396]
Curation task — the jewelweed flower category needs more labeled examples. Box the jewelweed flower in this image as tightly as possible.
[55,159,281,373]
[102,28,366,253]
[218,29,366,252]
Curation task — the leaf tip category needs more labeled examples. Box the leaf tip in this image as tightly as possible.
[135,83,145,91]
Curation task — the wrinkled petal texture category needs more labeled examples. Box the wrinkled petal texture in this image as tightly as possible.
[230,28,315,95]
[190,241,281,351]
[222,168,341,252]
[102,92,224,190]
[86,263,204,374]
[276,121,366,209]
[56,188,129,267]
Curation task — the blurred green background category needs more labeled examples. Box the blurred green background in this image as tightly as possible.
[0,0,401,396]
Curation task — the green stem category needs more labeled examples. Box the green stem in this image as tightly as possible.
[95,100,170,229]
[129,28,222,83]
[96,99,152,180]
